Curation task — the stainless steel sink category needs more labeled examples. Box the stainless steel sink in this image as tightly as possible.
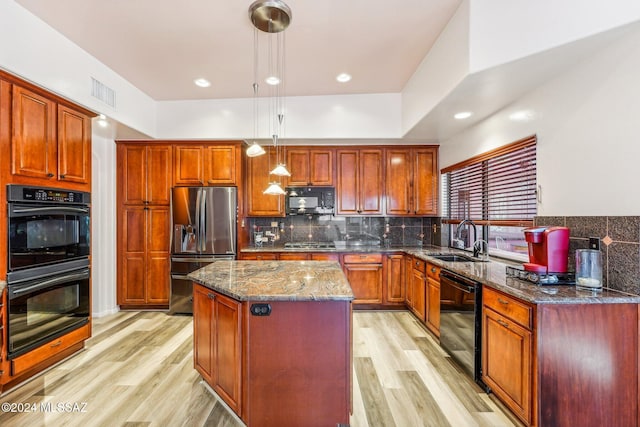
[428,253,487,263]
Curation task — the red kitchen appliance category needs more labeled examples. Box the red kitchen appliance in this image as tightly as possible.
[523,226,570,273]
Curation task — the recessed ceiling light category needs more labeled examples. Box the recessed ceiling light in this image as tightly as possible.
[336,73,352,83]
[265,76,281,85]
[194,78,211,88]
[509,110,535,122]
[454,111,473,120]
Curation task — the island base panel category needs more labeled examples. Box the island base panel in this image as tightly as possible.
[245,300,351,427]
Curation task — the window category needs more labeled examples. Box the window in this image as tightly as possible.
[441,135,536,261]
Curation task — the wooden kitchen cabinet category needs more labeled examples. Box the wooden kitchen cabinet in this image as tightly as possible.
[119,143,172,206]
[336,148,383,215]
[193,285,242,414]
[385,254,405,304]
[117,142,173,308]
[425,262,440,336]
[118,206,171,307]
[277,252,310,260]
[285,147,334,186]
[385,147,438,216]
[409,258,427,321]
[10,83,92,189]
[174,143,241,186]
[342,253,383,305]
[238,252,279,260]
[246,149,284,216]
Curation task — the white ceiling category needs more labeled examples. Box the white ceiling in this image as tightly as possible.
[16,0,463,101]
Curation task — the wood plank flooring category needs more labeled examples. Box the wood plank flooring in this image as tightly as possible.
[0,311,519,427]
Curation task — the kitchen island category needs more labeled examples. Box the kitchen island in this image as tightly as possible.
[188,260,353,427]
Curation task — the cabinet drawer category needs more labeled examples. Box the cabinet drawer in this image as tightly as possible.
[343,254,382,264]
[426,262,440,280]
[239,253,278,261]
[412,258,426,273]
[12,324,90,376]
[483,287,533,330]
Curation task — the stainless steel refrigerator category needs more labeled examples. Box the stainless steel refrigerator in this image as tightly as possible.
[169,186,237,314]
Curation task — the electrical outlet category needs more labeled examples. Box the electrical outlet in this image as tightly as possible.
[589,237,600,250]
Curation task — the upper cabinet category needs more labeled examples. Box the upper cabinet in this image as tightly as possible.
[174,143,241,186]
[10,83,92,189]
[386,147,438,216]
[336,148,383,215]
[285,148,334,186]
[246,149,284,217]
[119,144,173,206]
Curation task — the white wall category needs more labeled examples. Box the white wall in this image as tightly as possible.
[0,0,157,137]
[468,0,640,72]
[439,23,640,216]
[91,126,118,317]
[156,93,402,140]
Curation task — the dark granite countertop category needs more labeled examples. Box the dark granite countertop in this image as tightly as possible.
[240,245,640,305]
[188,260,354,302]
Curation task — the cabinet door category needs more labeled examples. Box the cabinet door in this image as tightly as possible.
[120,145,147,205]
[146,206,171,304]
[205,145,238,185]
[57,105,91,184]
[286,149,311,186]
[404,256,414,308]
[193,284,214,383]
[147,145,172,205]
[385,149,412,215]
[309,149,333,186]
[385,254,405,303]
[246,150,284,216]
[174,145,204,186]
[426,277,440,336]
[11,85,57,180]
[343,262,383,304]
[336,150,359,214]
[413,148,438,215]
[213,293,242,414]
[119,206,147,304]
[411,269,426,321]
[359,149,383,215]
[482,307,532,424]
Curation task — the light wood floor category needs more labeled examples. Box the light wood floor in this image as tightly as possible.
[0,311,519,427]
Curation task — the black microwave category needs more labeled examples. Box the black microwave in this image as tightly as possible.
[285,187,335,215]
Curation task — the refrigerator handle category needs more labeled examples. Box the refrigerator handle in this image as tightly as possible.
[199,188,206,252]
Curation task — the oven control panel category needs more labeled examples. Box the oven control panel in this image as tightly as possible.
[7,185,91,204]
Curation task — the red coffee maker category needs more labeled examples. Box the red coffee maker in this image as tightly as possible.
[523,226,570,273]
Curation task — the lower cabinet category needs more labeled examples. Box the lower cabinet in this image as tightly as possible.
[425,262,441,336]
[408,258,426,321]
[342,254,383,305]
[385,254,405,304]
[482,289,532,425]
[118,206,171,307]
[193,285,242,414]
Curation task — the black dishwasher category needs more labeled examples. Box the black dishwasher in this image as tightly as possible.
[439,269,487,390]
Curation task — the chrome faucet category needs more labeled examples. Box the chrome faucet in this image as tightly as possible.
[454,219,478,254]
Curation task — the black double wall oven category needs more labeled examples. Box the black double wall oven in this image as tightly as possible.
[6,185,91,359]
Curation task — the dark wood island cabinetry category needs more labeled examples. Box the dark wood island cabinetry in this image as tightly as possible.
[189,260,353,427]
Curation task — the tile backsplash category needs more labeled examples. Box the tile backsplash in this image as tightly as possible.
[248,216,441,248]
[535,216,640,296]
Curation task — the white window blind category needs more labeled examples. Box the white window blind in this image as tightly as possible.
[442,135,536,226]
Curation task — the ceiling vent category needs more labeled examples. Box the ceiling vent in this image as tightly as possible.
[91,77,116,109]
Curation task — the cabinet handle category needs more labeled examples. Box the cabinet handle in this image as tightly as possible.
[432,224,437,233]
[207,293,215,300]
[50,340,63,348]
[47,173,55,178]
[60,174,66,179]
[497,319,510,329]
[497,297,510,305]
[431,267,436,273]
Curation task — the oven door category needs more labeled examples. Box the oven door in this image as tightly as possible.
[8,203,90,271]
[7,266,90,358]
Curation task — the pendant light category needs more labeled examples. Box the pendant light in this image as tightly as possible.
[249,0,292,193]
